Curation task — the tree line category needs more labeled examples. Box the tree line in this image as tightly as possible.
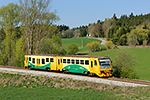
[60,13,150,46]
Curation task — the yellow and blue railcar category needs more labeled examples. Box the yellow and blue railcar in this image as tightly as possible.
[24,55,112,77]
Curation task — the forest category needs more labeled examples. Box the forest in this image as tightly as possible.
[0,0,150,67]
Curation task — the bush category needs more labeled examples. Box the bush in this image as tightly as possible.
[105,41,114,49]
[67,43,78,55]
[113,50,139,79]
[86,41,100,52]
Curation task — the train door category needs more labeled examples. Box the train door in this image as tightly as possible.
[36,58,40,67]
[89,59,97,73]
[57,57,63,71]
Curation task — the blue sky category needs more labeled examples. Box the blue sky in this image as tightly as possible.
[0,0,150,28]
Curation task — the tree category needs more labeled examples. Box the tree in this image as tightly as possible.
[67,43,78,55]
[80,27,87,37]
[113,50,139,79]
[88,23,103,37]
[14,36,25,67]
[119,34,127,45]
[63,29,74,38]
[0,3,21,65]
[37,38,55,54]
[19,0,59,54]
[127,33,138,46]
[94,23,104,37]
[102,18,115,39]
[73,29,80,37]
[113,13,117,20]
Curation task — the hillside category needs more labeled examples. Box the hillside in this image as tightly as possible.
[62,37,102,52]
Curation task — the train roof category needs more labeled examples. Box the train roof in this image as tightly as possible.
[25,54,110,59]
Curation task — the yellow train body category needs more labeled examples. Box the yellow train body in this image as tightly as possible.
[24,55,113,77]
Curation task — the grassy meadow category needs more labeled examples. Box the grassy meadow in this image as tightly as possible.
[62,37,102,52]
[88,48,150,80]
[0,87,115,100]
[0,73,150,100]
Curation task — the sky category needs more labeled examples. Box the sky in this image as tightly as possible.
[0,0,150,29]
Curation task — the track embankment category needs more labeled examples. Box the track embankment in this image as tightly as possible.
[0,66,149,87]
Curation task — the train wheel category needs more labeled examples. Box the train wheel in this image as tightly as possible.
[88,73,94,77]
[29,66,32,70]
[64,69,69,74]
[48,68,51,72]
[84,71,88,75]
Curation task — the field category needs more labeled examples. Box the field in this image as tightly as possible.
[0,73,150,99]
[0,87,115,100]
[62,37,102,52]
[88,48,150,80]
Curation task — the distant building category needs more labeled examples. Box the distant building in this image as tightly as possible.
[86,33,91,37]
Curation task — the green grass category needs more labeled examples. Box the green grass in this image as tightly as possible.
[1,86,150,100]
[0,73,150,99]
[0,87,116,100]
[88,48,150,80]
[62,37,102,52]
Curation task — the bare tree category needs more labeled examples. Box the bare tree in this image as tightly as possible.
[73,29,80,38]
[19,0,59,54]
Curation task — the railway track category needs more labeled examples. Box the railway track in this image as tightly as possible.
[0,65,150,87]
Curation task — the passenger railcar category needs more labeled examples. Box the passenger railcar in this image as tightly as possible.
[24,55,113,77]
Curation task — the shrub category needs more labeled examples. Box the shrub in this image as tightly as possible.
[113,50,139,79]
[86,41,100,52]
[67,43,78,55]
[105,41,114,49]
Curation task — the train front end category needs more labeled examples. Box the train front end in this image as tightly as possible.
[98,58,113,77]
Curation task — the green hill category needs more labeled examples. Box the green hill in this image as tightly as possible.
[88,48,150,80]
[62,37,102,52]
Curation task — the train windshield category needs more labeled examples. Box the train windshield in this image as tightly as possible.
[99,58,110,66]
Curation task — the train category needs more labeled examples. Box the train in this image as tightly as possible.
[24,54,113,77]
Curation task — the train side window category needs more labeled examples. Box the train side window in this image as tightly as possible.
[29,57,31,61]
[94,60,97,65]
[91,61,93,68]
[32,58,35,64]
[61,59,62,63]
[42,58,45,64]
[27,57,28,60]
[76,60,79,64]
[46,58,49,62]
[67,59,70,64]
[50,58,54,62]
[85,60,89,65]
[71,59,75,64]
[80,60,84,65]
[63,59,66,63]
